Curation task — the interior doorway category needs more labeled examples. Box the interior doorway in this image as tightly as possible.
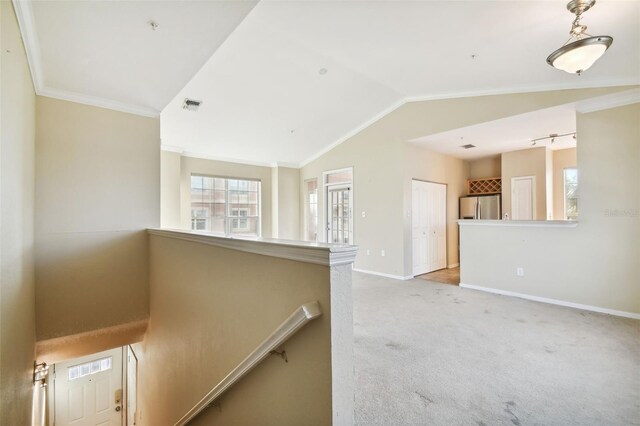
[412,180,447,276]
[511,176,536,220]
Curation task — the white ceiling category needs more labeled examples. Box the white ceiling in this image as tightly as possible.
[15,0,258,115]
[409,105,578,160]
[15,0,640,164]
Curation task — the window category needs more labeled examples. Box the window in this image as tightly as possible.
[305,179,318,241]
[68,357,112,381]
[190,175,261,236]
[564,168,578,220]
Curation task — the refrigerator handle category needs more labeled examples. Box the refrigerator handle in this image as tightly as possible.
[475,201,480,219]
[478,202,482,219]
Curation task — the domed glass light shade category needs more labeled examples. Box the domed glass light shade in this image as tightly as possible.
[547,36,613,74]
[547,0,613,75]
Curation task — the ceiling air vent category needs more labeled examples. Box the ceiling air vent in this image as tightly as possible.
[461,144,476,149]
[183,98,202,111]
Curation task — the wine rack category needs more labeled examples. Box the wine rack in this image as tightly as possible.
[467,177,501,195]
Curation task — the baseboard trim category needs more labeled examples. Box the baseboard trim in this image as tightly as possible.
[447,263,460,269]
[353,268,412,281]
[459,283,640,320]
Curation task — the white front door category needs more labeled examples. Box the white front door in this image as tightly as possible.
[412,180,447,276]
[326,184,352,244]
[511,176,536,220]
[54,348,123,426]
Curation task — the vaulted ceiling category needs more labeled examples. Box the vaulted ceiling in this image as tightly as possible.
[15,0,640,166]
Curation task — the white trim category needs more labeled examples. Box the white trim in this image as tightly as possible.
[459,283,640,320]
[447,263,459,269]
[38,88,159,118]
[575,88,640,114]
[12,0,43,90]
[174,301,322,426]
[353,268,412,281]
[183,150,274,168]
[458,219,578,228]
[298,81,638,168]
[13,0,160,118]
[148,228,358,267]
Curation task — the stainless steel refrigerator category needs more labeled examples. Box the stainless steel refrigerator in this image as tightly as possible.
[459,194,501,220]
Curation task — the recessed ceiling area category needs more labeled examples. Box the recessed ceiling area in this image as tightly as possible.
[15,0,258,115]
[13,0,640,164]
[161,0,639,166]
[409,105,578,161]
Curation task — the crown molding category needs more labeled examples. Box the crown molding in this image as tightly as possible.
[298,80,639,168]
[13,0,43,90]
[298,98,406,167]
[13,0,160,118]
[575,88,640,114]
[39,87,159,118]
[181,150,279,169]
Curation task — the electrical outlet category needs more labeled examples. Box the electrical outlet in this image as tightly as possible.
[381,249,386,257]
[516,267,524,277]
[366,249,370,255]
[361,211,366,218]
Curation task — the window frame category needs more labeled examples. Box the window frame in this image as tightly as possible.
[563,167,579,220]
[305,178,318,241]
[190,174,261,237]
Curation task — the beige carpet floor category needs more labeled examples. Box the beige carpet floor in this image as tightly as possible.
[353,272,640,426]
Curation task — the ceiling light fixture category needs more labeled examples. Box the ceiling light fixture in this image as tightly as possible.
[546,0,613,75]
[530,131,576,146]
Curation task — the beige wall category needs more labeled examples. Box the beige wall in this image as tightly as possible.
[460,103,640,315]
[160,150,182,228]
[301,87,629,277]
[275,166,300,240]
[178,155,274,237]
[403,145,469,272]
[0,2,37,423]
[552,148,577,220]
[468,155,501,179]
[501,147,549,220]
[135,234,353,425]
[35,97,160,342]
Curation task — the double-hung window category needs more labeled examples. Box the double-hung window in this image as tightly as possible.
[190,175,261,236]
[563,168,578,220]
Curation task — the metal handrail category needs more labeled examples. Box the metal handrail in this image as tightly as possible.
[174,301,323,426]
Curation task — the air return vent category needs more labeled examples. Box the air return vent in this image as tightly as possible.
[461,144,476,149]
[183,98,202,111]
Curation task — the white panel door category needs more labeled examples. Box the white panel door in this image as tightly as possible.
[429,182,447,271]
[412,181,429,275]
[511,176,535,220]
[54,348,123,426]
[412,180,447,275]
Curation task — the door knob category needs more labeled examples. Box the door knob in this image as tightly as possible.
[115,406,121,412]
